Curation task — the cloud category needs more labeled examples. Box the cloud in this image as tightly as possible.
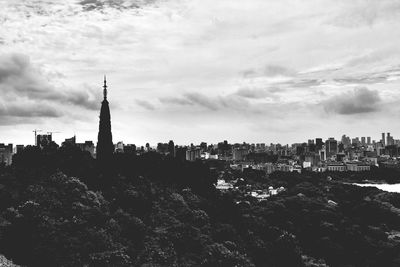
[158,97,193,106]
[235,88,269,99]
[158,92,252,111]
[135,99,155,110]
[0,53,101,113]
[183,93,219,111]
[79,0,156,11]
[322,87,381,115]
[264,65,296,77]
[0,103,62,118]
[242,65,296,78]
[329,0,400,27]
[234,87,284,99]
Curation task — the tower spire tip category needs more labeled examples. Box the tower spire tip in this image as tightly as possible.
[103,75,108,100]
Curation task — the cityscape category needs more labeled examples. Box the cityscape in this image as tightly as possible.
[2,1,400,266]
[1,78,399,175]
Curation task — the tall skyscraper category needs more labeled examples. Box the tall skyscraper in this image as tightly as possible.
[96,76,114,161]
[361,137,366,146]
[367,137,371,145]
[325,137,338,157]
[382,132,385,146]
[168,140,175,157]
[315,138,323,150]
[387,133,394,146]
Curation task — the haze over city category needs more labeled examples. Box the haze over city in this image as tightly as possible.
[1,0,400,145]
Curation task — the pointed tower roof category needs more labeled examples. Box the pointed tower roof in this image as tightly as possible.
[103,75,108,100]
[97,76,114,162]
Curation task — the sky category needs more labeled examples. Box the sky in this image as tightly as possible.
[1,0,400,146]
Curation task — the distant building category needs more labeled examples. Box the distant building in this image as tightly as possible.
[63,136,76,146]
[15,145,24,154]
[382,133,386,146]
[361,137,366,146]
[346,162,371,172]
[124,144,136,154]
[115,141,124,153]
[319,148,326,161]
[77,141,95,157]
[0,143,13,166]
[325,138,338,157]
[315,138,323,150]
[387,133,394,146]
[37,134,52,148]
[233,148,248,161]
[168,140,175,157]
[186,148,201,161]
[341,135,351,148]
[327,163,346,172]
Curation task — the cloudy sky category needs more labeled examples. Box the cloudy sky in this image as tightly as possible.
[1,0,400,146]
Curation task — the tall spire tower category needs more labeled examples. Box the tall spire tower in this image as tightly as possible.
[97,76,114,162]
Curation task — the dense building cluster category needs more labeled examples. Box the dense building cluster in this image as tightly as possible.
[3,133,400,176]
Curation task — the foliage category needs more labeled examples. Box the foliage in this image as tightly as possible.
[0,148,400,266]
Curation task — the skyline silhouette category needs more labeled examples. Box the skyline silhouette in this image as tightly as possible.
[1,1,400,145]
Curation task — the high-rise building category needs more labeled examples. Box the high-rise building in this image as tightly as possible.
[96,76,114,161]
[325,138,338,157]
[361,137,366,146]
[387,133,394,146]
[315,138,323,150]
[37,134,52,148]
[186,147,201,161]
[367,137,371,145]
[233,148,248,161]
[15,145,24,154]
[0,143,13,166]
[341,135,351,148]
[168,140,175,157]
[382,133,386,146]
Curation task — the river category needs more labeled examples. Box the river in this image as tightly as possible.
[353,183,400,193]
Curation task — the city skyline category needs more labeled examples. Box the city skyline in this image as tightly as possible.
[3,129,399,148]
[1,1,400,145]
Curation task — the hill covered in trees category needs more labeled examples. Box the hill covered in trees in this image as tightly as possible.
[0,145,400,266]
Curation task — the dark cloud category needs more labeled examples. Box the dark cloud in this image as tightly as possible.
[241,69,257,78]
[235,88,269,99]
[65,89,101,110]
[184,93,219,111]
[158,92,253,112]
[219,95,250,109]
[241,65,296,78]
[323,87,381,115]
[79,0,156,11]
[290,79,324,88]
[334,76,387,85]
[234,87,283,99]
[158,97,193,106]
[0,53,101,117]
[0,103,62,118]
[135,99,155,110]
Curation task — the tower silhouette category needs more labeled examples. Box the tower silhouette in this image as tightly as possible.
[96,76,114,162]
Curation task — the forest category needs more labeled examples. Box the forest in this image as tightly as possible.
[0,144,400,266]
